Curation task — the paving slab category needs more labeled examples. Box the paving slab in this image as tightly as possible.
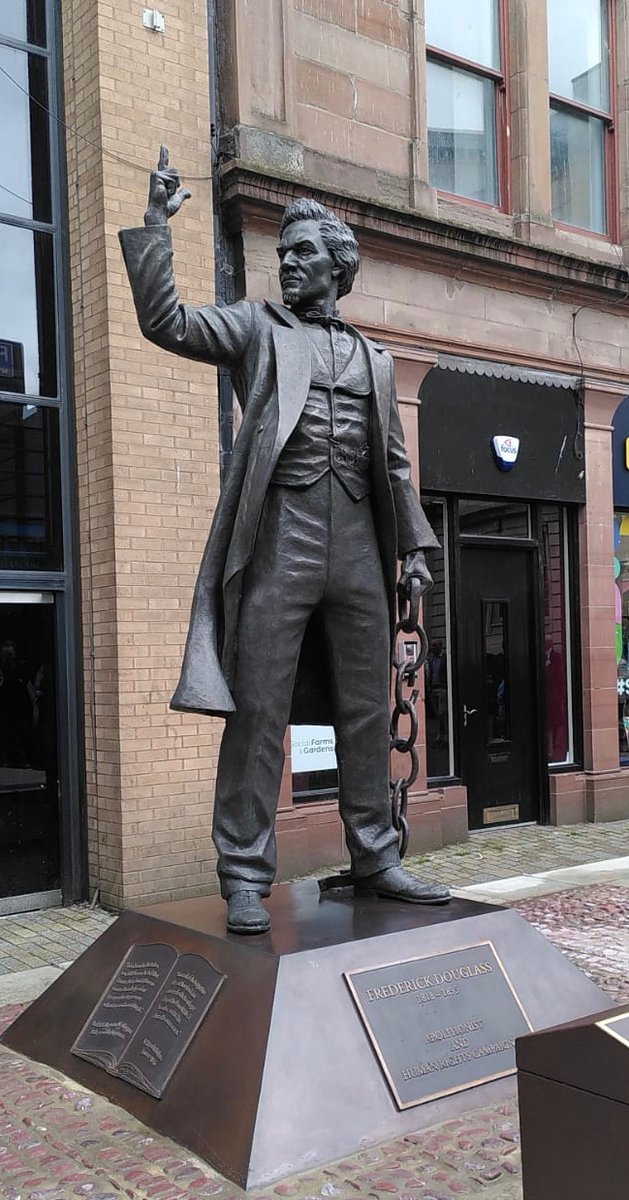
[451,856,629,904]
[539,856,629,885]
[452,875,564,903]
[0,965,68,1005]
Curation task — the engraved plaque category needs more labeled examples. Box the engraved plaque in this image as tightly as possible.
[597,1010,629,1049]
[345,941,532,1109]
[72,943,225,1098]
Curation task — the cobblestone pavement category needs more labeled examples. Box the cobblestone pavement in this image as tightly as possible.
[516,883,629,1002]
[0,881,627,1200]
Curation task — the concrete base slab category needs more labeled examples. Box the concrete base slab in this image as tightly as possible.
[0,964,68,1004]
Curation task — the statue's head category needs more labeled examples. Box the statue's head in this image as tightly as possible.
[277,198,360,311]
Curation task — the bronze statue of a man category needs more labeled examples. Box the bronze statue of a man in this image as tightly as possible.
[120,147,450,933]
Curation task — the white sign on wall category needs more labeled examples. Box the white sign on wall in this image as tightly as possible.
[290,725,337,773]
[491,435,520,472]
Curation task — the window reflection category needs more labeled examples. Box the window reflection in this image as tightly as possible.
[0,1,46,47]
[427,61,498,205]
[0,402,62,571]
[548,0,608,111]
[0,46,51,222]
[423,499,454,778]
[425,0,500,71]
[483,601,509,743]
[550,106,606,234]
[547,0,610,234]
[459,499,530,538]
[0,225,56,397]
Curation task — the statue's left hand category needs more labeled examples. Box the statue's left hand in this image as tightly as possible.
[398,549,433,598]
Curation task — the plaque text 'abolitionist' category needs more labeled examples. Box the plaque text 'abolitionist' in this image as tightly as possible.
[345,943,532,1109]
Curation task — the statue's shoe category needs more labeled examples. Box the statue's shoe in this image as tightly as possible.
[226,890,271,934]
[355,865,450,905]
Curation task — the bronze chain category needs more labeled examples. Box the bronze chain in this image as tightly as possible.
[318,577,428,893]
[389,577,429,859]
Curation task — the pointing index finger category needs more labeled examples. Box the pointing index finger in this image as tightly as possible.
[158,143,169,171]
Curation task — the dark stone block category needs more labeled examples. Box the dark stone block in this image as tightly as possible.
[517,1004,629,1199]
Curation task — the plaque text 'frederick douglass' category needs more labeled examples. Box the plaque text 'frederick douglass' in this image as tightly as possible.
[345,942,532,1108]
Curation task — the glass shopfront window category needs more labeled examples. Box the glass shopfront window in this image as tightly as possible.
[459,499,530,538]
[0,401,62,571]
[423,497,576,784]
[541,504,573,764]
[614,512,629,761]
[423,499,454,779]
[0,225,57,397]
[0,2,82,910]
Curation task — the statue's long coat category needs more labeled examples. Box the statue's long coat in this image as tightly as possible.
[119,225,438,722]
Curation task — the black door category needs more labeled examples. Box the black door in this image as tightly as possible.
[459,546,539,828]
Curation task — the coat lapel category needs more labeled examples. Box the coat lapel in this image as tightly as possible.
[223,306,310,587]
[353,328,392,440]
[271,323,311,459]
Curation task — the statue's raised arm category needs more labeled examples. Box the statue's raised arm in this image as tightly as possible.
[119,146,253,367]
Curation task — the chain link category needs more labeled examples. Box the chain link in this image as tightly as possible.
[390,577,429,859]
[318,576,429,894]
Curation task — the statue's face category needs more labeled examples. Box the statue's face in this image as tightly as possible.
[277,219,339,310]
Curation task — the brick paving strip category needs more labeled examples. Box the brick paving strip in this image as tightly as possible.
[0,881,628,1199]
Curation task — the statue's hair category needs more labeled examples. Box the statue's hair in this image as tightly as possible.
[278,198,359,298]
